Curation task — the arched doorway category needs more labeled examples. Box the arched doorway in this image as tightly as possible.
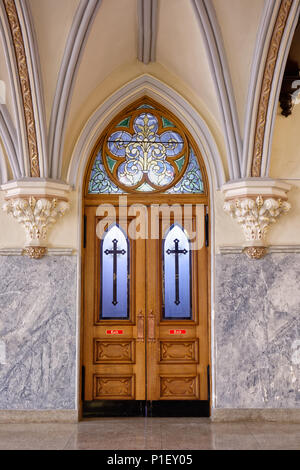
[81,97,210,417]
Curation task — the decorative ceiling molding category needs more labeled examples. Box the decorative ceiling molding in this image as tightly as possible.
[0,139,8,184]
[3,0,40,177]
[0,104,20,178]
[191,0,242,180]
[137,0,158,64]
[251,0,297,177]
[0,1,27,176]
[241,0,281,177]
[17,0,48,178]
[49,0,101,180]
[67,74,225,190]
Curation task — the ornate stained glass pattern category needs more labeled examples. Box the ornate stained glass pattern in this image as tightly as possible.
[88,150,125,194]
[166,148,204,194]
[88,104,205,195]
[103,107,188,192]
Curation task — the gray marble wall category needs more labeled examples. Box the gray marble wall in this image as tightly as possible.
[0,256,77,410]
[215,253,300,408]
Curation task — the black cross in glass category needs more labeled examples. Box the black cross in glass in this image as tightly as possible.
[104,238,126,306]
[166,238,188,305]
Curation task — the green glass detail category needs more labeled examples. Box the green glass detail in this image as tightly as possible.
[175,155,185,172]
[166,148,204,194]
[106,154,116,172]
[116,117,130,128]
[162,117,175,128]
[88,151,125,194]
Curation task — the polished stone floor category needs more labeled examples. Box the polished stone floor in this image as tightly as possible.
[0,418,300,450]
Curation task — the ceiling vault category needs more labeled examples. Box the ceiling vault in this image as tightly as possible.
[49,0,101,180]
[137,0,158,65]
[191,0,242,180]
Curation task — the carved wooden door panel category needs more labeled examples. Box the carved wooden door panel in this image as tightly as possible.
[146,209,209,404]
[83,207,146,407]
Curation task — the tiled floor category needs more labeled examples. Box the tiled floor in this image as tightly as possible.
[0,418,299,450]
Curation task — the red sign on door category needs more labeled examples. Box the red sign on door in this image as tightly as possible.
[106,329,124,335]
[169,329,186,335]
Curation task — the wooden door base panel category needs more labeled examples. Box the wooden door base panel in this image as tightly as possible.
[82,400,210,418]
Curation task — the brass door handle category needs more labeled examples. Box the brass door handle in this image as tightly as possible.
[148,311,156,343]
[137,311,144,343]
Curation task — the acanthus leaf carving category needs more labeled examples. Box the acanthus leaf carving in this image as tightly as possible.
[3,196,70,258]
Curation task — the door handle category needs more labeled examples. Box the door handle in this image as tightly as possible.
[148,311,156,343]
[137,311,144,343]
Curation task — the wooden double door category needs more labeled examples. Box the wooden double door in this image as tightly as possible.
[82,202,209,417]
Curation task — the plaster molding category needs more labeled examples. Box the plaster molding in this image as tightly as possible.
[191,0,242,180]
[242,0,281,177]
[0,139,8,184]
[3,0,40,177]
[16,0,48,178]
[49,0,101,179]
[0,2,27,176]
[0,104,20,178]
[67,74,225,190]
[0,247,75,256]
[1,179,71,199]
[251,0,298,177]
[219,245,300,255]
[222,180,291,258]
[137,0,158,64]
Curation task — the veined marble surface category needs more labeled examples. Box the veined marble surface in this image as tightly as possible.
[0,256,77,410]
[215,254,300,408]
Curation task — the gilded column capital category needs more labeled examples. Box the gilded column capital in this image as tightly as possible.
[222,179,291,259]
[1,181,71,259]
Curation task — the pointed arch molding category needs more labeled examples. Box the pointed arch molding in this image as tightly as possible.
[67,75,225,190]
[251,0,300,177]
[2,0,40,177]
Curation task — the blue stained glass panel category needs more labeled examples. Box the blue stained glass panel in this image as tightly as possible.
[163,225,192,319]
[101,224,129,319]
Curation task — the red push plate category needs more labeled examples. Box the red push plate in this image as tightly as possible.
[106,329,124,335]
[169,329,186,335]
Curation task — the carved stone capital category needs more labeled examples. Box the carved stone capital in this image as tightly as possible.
[1,181,71,259]
[222,179,291,259]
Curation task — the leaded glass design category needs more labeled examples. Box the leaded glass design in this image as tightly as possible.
[101,224,129,319]
[88,104,205,195]
[166,148,204,194]
[89,150,124,194]
[163,225,192,320]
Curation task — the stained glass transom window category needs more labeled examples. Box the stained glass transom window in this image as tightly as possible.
[88,104,205,195]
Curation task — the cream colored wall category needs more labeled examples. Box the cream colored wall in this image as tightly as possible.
[156,0,221,129]
[212,0,265,135]
[29,0,80,128]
